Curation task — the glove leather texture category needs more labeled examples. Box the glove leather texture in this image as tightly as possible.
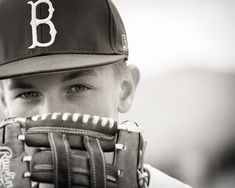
[0,113,146,188]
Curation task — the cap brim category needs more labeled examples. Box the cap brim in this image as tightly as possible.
[0,54,126,80]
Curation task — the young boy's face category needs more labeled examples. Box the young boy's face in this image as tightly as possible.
[0,64,130,120]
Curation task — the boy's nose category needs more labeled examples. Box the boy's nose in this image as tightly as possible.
[38,97,69,114]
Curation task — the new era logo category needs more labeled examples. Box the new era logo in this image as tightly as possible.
[122,34,128,52]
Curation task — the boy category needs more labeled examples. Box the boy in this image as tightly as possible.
[0,0,191,187]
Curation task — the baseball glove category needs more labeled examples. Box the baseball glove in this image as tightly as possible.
[0,113,149,188]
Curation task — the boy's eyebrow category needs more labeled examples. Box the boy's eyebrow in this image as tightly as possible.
[62,69,98,82]
[8,82,34,90]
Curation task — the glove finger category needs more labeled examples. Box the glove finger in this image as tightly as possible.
[0,121,31,188]
[4,122,24,158]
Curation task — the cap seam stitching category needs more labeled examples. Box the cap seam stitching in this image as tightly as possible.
[0,61,125,80]
[104,0,114,51]
[0,60,123,72]
[3,49,123,62]
[100,0,113,52]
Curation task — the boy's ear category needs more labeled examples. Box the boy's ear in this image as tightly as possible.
[118,64,140,113]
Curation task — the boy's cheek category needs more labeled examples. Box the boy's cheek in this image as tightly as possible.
[72,96,119,120]
[6,103,34,117]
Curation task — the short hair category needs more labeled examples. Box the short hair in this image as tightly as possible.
[0,81,4,103]
[112,60,127,78]
[0,81,2,91]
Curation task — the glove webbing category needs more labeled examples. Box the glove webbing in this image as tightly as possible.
[47,133,107,188]
[48,133,72,188]
[84,136,106,188]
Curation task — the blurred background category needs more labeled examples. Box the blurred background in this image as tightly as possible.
[1,0,235,187]
[114,0,235,188]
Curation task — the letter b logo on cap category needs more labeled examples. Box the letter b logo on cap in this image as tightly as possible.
[28,0,57,49]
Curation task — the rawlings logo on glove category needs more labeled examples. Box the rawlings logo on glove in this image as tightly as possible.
[0,119,31,188]
[0,113,149,188]
[0,147,15,188]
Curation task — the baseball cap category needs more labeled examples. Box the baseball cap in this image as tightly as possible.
[0,0,128,79]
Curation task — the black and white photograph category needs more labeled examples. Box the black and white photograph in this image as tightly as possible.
[0,0,234,187]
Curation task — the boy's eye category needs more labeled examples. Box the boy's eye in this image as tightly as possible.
[17,91,40,99]
[67,85,90,94]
